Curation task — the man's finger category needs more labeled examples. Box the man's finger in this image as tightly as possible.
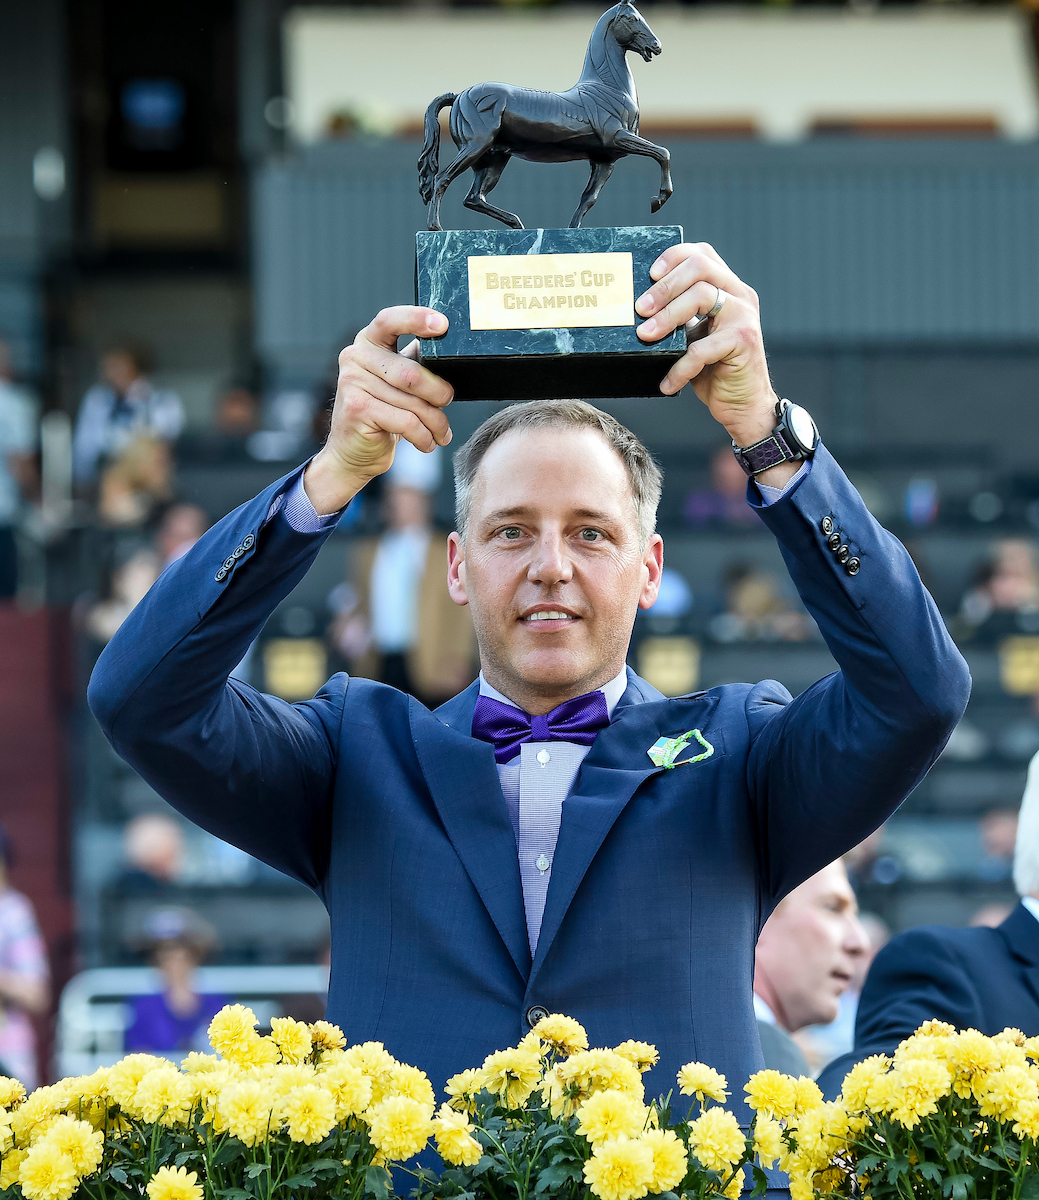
[359,396,447,454]
[347,338,454,408]
[351,371,453,447]
[635,279,722,343]
[353,305,448,354]
[659,327,740,395]
[637,245,751,320]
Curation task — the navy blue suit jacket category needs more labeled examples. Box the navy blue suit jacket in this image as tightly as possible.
[87,444,969,1110]
[818,902,1039,1098]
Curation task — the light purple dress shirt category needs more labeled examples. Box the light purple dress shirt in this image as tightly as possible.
[277,459,811,948]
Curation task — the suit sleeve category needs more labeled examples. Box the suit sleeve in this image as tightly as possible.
[87,465,343,892]
[816,927,982,1097]
[745,444,971,904]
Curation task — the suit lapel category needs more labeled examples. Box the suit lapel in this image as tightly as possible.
[1000,904,1039,1008]
[414,684,532,980]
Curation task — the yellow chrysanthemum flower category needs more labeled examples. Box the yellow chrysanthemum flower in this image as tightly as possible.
[788,1102,848,1173]
[996,1028,1027,1047]
[37,1116,103,1176]
[639,1128,687,1192]
[918,1020,956,1039]
[341,1042,399,1105]
[180,1052,220,1075]
[839,1055,890,1113]
[445,1068,483,1111]
[208,1006,270,1067]
[267,1064,317,1097]
[0,1109,14,1153]
[949,1029,1002,1097]
[390,1064,436,1109]
[309,1021,346,1053]
[12,1086,77,1146]
[270,1017,313,1065]
[722,1167,746,1199]
[0,1075,26,1107]
[1013,1098,1039,1140]
[530,1014,589,1057]
[788,1169,814,1200]
[677,1063,728,1104]
[687,1107,746,1172]
[279,1084,336,1145]
[583,1135,654,1200]
[558,1050,645,1102]
[613,1042,659,1074]
[886,1058,952,1128]
[576,1090,648,1145]
[792,1077,823,1116]
[17,1144,78,1200]
[744,1070,798,1120]
[1024,1036,1039,1062]
[146,1165,203,1200]
[131,1065,195,1127]
[217,1079,276,1147]
[432,1104,483,1167]
[366,1096,433,1162]
[478,1047,542,1109]
[975,1064,1039,1121]
[320,1061,372,1120]
[104,1054,168,1110]
[752,1114,784,1168]
[0,1149,26,1191]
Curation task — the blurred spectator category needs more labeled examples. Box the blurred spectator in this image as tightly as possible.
[684,446,759,528]
[180,387,260,465]
[796,911,890,1076]
[957,539,1039,640]
[0,824,49,1089]
[330,443,476,705]
[754,860,869,1075]
[709,562,812,643]
[978,807,1018,881]
[156,503,209,567]
[85,547,161,644]
[0,341,39,598]
[817,746,1039,1098]
[117,814,185,892]
[72,343,183,487]
[124,909,229,1054]
[97,436,174,527]
[970,901,1016,928]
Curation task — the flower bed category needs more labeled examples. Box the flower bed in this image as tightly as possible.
[0,1010,1033,1200]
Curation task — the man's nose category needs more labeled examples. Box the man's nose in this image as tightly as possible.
[528,532,573,586]
[845,913,870,957]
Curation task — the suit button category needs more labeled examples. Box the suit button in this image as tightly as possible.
[827,532,841,552]
[242,534,255,550]
[836,545,850,565]
[215,567,228,582]
[820,516,834,536]
[223,555,236,570]
[233,544,246,559]
[846,557,861,576]
[526,1005,550,1029]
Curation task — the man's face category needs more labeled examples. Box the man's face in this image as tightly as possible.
[754,861,868,1032]
[447,427,662,711]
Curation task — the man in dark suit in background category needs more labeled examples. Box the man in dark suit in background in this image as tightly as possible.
[87,241,970,1114]
[819,749,1039,1098]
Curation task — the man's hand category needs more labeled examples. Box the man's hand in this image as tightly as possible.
[303,306,454,514]
[635,243,789,466]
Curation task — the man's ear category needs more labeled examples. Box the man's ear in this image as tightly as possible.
[637,533,664,610]
[447,531,469,606]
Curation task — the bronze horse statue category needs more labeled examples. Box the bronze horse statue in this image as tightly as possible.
[418,0,672,232]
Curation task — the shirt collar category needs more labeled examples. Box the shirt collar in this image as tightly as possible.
[478,666,629,719]
[1022,896,1039,925]
[753,993,778,1026]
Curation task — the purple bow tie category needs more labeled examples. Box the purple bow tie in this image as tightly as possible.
[471,690,610,764]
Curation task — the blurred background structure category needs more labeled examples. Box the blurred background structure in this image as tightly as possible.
[4,0,1039,1083]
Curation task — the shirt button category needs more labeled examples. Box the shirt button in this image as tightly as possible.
[526,1005,550,1029]
[536,749,551,766]
[535,854,550,873]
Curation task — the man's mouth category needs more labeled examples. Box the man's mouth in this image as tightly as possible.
[520,607,580,625]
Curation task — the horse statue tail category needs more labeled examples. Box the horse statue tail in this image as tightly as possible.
[418,93,458,204]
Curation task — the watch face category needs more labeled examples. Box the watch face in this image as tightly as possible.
[786,405,818,453]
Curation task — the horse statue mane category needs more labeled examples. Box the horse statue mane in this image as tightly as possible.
[418,0,673,231]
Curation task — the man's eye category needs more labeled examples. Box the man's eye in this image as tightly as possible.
[500,527,522,540]
[580,529,602,542]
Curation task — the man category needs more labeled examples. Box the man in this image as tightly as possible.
[72,342,183,487]
[818,746,1039,1099]
[335,441,476,705]
[753,860,869,1076]
[88,242,970,1110]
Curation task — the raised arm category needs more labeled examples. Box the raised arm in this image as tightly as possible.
[637,244,971,902]
[88,306,454,890]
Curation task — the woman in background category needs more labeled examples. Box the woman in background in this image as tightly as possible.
[0,824,50,1089]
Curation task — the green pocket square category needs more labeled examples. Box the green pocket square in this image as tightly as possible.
[647,729,715,769]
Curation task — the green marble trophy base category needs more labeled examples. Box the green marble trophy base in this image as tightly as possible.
[416,226,685,402]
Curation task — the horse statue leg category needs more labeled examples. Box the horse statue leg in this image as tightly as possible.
[611,132,673,214]
[427,136,500,231]
[569,160,616,229]
[462,152,523,229]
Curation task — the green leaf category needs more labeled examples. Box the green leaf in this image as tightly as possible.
[471,1157,496,1178]
[942,1173,976,1200]
[245,1164,269,1179]
[108,1168,127,1185]
[219,1189,252,1200]
[283,1175,318,1190]
[1020,1175,1039,1200]
[749,1166,769,1198]
[213,1141,244,1167]
[917,1164,943,1183]
[365,1163,392,1200]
